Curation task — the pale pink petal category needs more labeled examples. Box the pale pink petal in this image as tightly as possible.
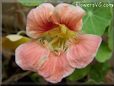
[15,41,50,71]
[66,34,102,68]
[38,52,74,83]
[26,3,57,39]
[51,3,85,31]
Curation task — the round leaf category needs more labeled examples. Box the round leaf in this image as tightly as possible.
[108,24,113,51]
[82,5,112,36]
[96,42,112,63]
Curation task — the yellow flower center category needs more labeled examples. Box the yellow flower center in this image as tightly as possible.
[38,24,76,54]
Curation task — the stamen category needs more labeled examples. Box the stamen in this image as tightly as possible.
[37,24,77,54]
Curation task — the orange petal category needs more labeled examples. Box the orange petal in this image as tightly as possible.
[15,41,50,71]
[51,3,85,31]
[38,52,74,83]
[67,34,102,68]
[26,3,56,39]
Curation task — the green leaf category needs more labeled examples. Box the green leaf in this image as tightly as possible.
[19,0,46,7]
[108,23,113,51]
[89,62,110,82]
[2,34,30,50]
[67,66,90,81]
[96,42,112,63]
[82,4,112,36]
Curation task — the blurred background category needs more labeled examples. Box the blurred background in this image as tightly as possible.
[1,0,114,85]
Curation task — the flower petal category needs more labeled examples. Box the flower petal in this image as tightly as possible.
[51,3,85,31]
[67,34,102,68]
[38,52,74,83]
[26,3,56,39]
[15,41,50,71]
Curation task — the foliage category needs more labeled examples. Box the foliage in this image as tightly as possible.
[19,0,46,7]
[108,23,113,51]
[96,42,112,62]
[89,62,110,82]
[67,61,110,82]
[67,66,90,81]
[82,6,112,36]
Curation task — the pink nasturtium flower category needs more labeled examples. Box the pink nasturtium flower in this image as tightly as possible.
[15,3,102,83]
